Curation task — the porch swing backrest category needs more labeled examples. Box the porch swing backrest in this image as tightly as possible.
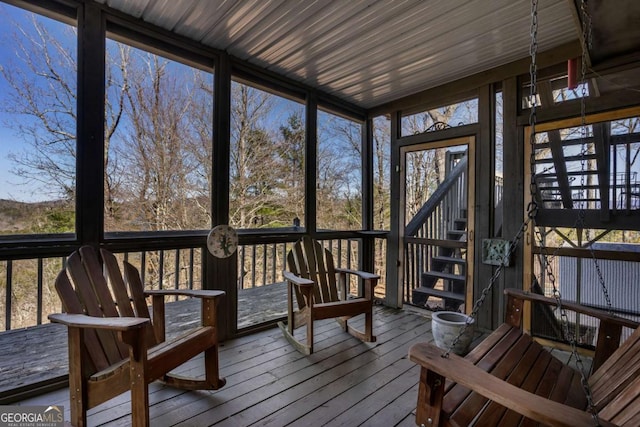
[589,324,640,422]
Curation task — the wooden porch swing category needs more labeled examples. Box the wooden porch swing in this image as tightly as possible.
[409,289,640,426]
[409,1,640,425]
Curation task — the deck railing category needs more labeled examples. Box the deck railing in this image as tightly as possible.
[237,237,386,298]
[0,236,387,332]
[0,247,205,331]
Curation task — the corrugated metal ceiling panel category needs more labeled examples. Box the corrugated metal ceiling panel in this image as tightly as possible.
[95,0,578,109]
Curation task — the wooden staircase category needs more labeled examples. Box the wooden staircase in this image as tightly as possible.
[412,213,467,311]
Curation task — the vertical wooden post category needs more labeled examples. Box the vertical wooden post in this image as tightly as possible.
[501,77,525,320]
[475,84,496,329]
[361,116,375,297]
[306,91,318,235]
[386,111,402,308]
[76,1,105,246]
[209,52,233,340]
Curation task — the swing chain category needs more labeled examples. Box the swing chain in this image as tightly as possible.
[533,218,602,426]
[575,0,612,315]
[442,204,535,359]
[576,210,614,313]
[529,1,601,425]
[529,0,539,200]
[579,0,590,205]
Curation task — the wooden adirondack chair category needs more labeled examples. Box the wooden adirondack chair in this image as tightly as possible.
[409,288,640,427]
[278,236,379,354]
[49,246,226,427]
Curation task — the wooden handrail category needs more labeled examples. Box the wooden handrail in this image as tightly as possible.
[405,155,468,237]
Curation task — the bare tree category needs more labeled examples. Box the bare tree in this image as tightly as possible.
[316,113,363,230]
[0,15,77,200]
[112,52,211,231]
[276,112,305,224]
[0,14,127,209]
[229,82,283,228]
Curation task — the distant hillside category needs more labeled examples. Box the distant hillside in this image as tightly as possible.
[0,199,73,234]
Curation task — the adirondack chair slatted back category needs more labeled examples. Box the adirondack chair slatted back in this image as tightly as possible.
[287,237,339,307]
[101,249,158,348]
[56,248,131,371]
[590,325,640,425]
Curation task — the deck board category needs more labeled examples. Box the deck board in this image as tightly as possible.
[13,305,447,426]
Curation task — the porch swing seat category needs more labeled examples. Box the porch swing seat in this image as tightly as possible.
[409,288,640,427]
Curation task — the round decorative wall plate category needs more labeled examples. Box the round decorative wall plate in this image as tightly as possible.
[207,225,238,258]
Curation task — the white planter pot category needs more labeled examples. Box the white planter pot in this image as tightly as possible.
[431,311,475,355]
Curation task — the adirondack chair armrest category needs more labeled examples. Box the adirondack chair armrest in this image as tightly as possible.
[409,342,617,427]
[142,289,224,343]
[283,270,314,287]
[48,313,149,331]
[334,268,380,282]
[144,289,225,300]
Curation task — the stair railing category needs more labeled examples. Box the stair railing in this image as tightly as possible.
[404,154,468,303]
[405,155,468,238]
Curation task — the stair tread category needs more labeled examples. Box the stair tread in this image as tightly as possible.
[432,255,466,265]
[423,271,466,282]
[413,286,465,301]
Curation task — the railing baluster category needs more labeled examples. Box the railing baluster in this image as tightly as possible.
[37,258,43,325]
[282,243,287,281]
[251,245,256,288]
[141,251,146,285]
[189,248,194,290]
[262,244,267,287]
[159,250,165,290]
[240,245,246,289]
[271,244,276,284]
[6,260,12,331]
[174,249,180,300]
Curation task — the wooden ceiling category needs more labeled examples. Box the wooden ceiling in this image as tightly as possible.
[94,0,587,109]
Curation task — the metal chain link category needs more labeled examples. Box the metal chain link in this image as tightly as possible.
[443,7,607,424]
[443,0,540,358]
[442,204,536,358]
[529,0,539,200]
[539,2,601,424]
[579,0,589,207]
[577,212,613,314]
[534,213,601,426]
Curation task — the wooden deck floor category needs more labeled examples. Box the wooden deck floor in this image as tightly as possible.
[16,305,438,426]
[0,283,289,399]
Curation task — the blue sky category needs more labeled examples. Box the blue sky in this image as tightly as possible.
[0,3,72,202]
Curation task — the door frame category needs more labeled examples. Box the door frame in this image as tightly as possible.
[398,135,476,313]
